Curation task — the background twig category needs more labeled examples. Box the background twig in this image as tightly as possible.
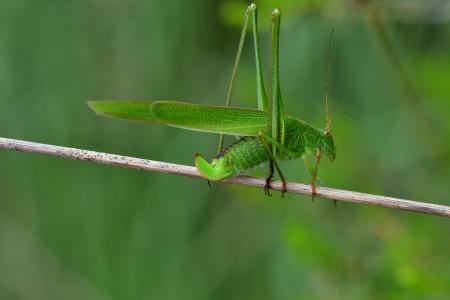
[0,137,449,218]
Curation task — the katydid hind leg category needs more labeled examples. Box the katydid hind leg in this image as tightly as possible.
[269,8,286,154]
[217,4,252,154]
[217,3,269,154]
[251,4,268,111]
[265,8,286,200]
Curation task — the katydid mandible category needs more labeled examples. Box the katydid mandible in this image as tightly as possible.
[88,3,336,197]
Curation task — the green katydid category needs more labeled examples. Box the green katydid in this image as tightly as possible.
[88,3,336,197]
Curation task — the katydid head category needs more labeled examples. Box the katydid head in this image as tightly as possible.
[320,129,336,161]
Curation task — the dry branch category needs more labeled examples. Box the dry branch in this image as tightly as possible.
[0,137,449,218]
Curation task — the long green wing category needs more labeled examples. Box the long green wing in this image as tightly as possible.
[88,100,269,136]
[88,100,160,123]
[151,101,267,136]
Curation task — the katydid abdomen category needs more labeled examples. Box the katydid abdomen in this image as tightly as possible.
[195,137,270,180]
[195,118,310,181]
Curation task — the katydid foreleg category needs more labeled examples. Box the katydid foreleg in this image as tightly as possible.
[261,129,329,199]
[302,152,322,200]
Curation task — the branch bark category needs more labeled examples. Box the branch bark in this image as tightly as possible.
[1,137,449,218]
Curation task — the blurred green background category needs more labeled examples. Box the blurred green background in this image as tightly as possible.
[0,0,449,299]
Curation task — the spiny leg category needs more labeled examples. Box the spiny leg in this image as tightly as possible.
[258,131,300,196]
[302,155,317,200]
[263,9,287,196]
[268,9,285,153]
[303,153,336,206]
[213,4,254,189]
[251,4,268,111]
[302,151,322,201]
[252,4,271,190]
[258,132,287,196]
[313,150,321,200]
[216,4,249,153]
[215,3,272,192]
[265,161,274,196]
[217,4,266,154]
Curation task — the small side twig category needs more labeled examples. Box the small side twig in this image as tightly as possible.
[0,137,449,218]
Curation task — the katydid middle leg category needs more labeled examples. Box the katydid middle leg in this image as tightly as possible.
[257,131,302,196]
[303,152,337,205]
[258,132,287,196]
[265,163,274,196]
